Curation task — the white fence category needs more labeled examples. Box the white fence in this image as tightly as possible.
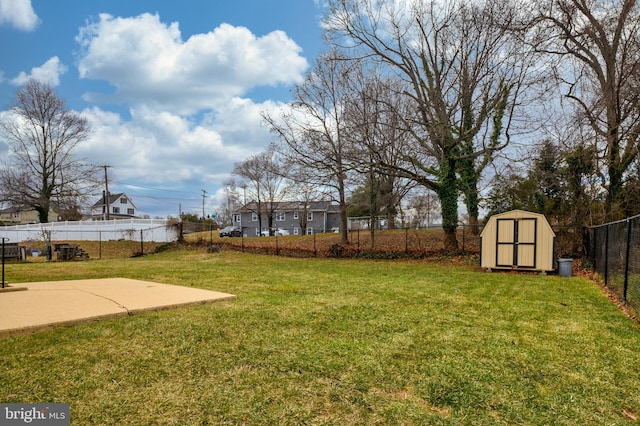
[0,219,180,243]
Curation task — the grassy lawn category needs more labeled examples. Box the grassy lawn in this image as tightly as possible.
[1,249,639,425]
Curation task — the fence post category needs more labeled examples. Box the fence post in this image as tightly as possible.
[623,219,631,304]
[140,229,144,256]
[405,228,409,254]
[604,224,610,286]
[313,232,317,257]
[591,226,596,270]
[462,225,466,253]
[1,237,7,288]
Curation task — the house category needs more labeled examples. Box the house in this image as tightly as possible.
[0,206,58,224]
[232,201,341,236]
[90,192,138,220]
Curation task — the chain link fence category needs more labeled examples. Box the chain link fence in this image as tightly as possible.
[196,223,483,258]
[585,214,640,314]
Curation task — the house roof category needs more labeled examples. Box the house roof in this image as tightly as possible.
[237,201,339,213]
[92,193,137,209]
[0,206,24,214]
[0,205,50,214]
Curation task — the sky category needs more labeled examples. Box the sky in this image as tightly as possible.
[0,0,327,218]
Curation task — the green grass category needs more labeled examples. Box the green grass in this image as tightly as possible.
[1,249,639,425]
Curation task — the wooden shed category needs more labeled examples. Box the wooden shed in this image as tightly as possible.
[480,209,556,272]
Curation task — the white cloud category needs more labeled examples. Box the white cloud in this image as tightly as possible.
[11,56,67,86]
[76,13,308,115]
[78,101,273,185]
[0,0,39,31]
[205,97,281,151]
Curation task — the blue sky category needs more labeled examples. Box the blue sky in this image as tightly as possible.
[0,0,327,218]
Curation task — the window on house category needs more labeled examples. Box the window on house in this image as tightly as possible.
[276,212,285,221]
[307,212,313,221]
[127,208,134,215]
[251,212,258,221]
[293,227,299,235]
[306,227,313,235]
[112,207,120,214]
[293,212,299,220]
[120,197,128,204]
[233,214,241,223]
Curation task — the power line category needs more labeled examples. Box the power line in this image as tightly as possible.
[114,181,195,194]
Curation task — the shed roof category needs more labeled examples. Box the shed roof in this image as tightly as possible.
[480,209,555,238]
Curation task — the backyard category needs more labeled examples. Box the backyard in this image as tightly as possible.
[0,248,639,424]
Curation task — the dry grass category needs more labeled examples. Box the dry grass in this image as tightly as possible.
[22,239,167,261]
[184,227,481,258]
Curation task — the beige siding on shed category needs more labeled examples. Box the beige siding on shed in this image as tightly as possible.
[480,210,556,272]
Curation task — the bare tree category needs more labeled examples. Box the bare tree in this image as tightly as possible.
[343,70,416,247]
[264,50,358,244]
[325,0,536,250]
[287,181,326,234]
[534,0,640,220]
[0,80,98,223]
[406,189,441,228]
[231,150,291,235]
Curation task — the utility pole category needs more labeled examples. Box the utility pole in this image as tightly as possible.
[103,165,112,220]
[201,189,207,220]
[1,237,8,288]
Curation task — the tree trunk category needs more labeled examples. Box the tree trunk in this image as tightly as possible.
[606,164,624,221]
[461,173,480,236]
[369,173,377,250]
[37,206,49,224]
[340,207,349,244]
[438,159,459,251]
[468,214,479,235]
[267,215,274,236]
[338,174,349,244]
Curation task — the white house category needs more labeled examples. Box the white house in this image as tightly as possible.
[90,192,137,219]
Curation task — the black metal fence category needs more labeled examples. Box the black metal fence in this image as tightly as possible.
[191,223,484,257]
[585,214,640,313]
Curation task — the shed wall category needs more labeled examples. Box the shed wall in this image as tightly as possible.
[480,210,555,271]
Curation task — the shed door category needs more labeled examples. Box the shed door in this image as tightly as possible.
[496,218,537,268]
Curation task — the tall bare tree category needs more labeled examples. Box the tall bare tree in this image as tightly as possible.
[264,50,358,244]
[343,70,415,246]
[406,188,440,228]
[325,0,536,250]
[231,150,291,235]
[534,0,640,220]
[0,80,97,223]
